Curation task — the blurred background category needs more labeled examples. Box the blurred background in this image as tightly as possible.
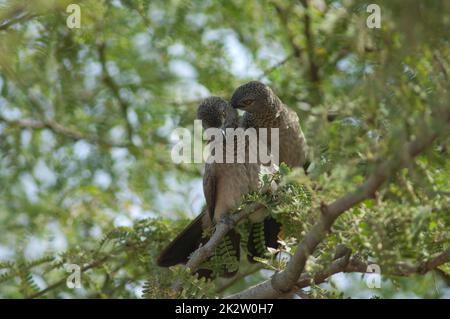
[0,0,449,298]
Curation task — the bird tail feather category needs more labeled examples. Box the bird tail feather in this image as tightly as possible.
[157,213,240,279]
[157,212,207,267]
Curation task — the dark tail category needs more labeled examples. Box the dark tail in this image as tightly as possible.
[157,212,240,279]
[157,212,207,267]
[247,216,281,263]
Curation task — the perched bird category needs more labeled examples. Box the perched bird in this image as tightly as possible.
[157,97,275,277]
[230,81,310,171]
[230,81,311,263]
[201,98,281,267]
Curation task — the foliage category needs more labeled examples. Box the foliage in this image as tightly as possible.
[0,0,449,298]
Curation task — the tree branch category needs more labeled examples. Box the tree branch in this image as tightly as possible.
[273,3,303,60]
[0,115,129,148]
[226,108,449,299]
[29,256,109,299]
[417,248,450,275]
[216,264,263,294]
[0,12,39,31]
[186,202,264,274]
[258,54,294,80]
[299,0,321,102]
[273,0,322,104]
[293,247,450,292]
[97,43,135,145]
[172,202,264,292]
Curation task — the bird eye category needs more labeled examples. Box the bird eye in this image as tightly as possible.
[242,99,254,106]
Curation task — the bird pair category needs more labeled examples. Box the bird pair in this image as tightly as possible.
[157,81,310,278]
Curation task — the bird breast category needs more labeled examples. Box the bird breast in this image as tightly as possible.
[212,162,260,224]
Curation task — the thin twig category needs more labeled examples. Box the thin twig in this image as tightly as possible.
[216,264,263,294]
[186,202,264,273]
[97,43,134,145]
[172,202,265,292]
[28,256,109,299]
[293,247,450,291]
[273,2,303,60]
[0,115,129,148]
[258,54,294,80]
[0,12,39,31]
[299,0,322,104]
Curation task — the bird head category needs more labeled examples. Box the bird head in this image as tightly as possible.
[197,97,238,129]
[230,81,274,114]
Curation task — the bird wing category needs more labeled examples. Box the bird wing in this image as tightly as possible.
[157,211,209,267]
[203,163,217,222]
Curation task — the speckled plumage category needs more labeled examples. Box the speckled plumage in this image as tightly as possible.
[231,81,310,169]
[198,97,260,225]
[196,96,239,130]
[200,97,276,266]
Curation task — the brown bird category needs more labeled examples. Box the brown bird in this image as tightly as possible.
[230,81,311,262]
[158,97,271,277]
[230,81,310,171]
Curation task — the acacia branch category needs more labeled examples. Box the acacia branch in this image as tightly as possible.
[226,109,449,299]
[273,3,303,60]
[0,115,129,148]
[299,0,321,95]
[29,256,109,299]
[273,0,322,104]
[258,54,294,80]
[166,98,204,107]
[216,264,263,294]
[293,247,450,292]
[415,248,450,275]
[28,236,150,299]
[97,43,134,145]
[0,12,39,31]
[172,202,264,292]
[185,203,264,274]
